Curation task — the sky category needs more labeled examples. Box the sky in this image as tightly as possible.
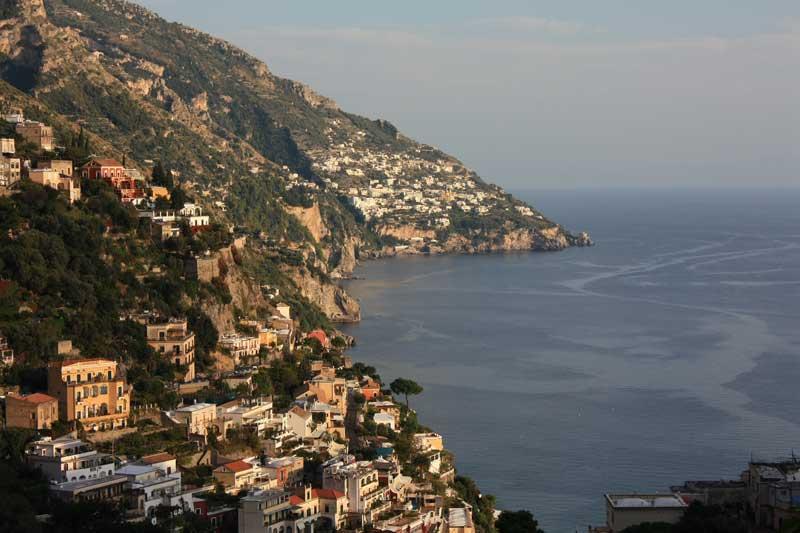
[135,1,799,189]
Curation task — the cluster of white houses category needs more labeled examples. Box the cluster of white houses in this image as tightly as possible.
[10,352,463,533]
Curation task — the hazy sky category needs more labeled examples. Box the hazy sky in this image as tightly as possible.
[136,1,799,188]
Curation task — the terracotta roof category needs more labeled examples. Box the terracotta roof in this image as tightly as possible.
[306,330,329,345]
[17,393,56,404]
[141,452,176,464]
[220,460,253,473]
[312,488,345,500]
[289,495,304,506]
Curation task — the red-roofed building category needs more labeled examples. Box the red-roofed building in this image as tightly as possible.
[213,460,271,494]
[361,378,381,401]
[262,456,304,489]
[305,329,330,350]
[80,158,146,203]
[140,452,177,475]
[292,485,349,530]
[80,158,126,180]
[5,392,58,429]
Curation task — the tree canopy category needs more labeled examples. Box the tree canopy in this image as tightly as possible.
[496,510,545,533]
[390,377,423,408]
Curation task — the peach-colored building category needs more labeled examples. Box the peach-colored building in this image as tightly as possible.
[47,358,131,431]
[218,333,260,364]
[413,432,444,452]
[5,392,59,430]
[262,456,305,489]
[213,459,272,494]
[37,160,74,177]
[170,402,217,437]
[306,375,348,414]
[28,168,81,203]
[147,319,196,382]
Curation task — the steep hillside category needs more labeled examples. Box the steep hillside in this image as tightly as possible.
[1,0,590,264]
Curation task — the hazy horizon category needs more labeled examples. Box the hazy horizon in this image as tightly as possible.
[136,1,799,189]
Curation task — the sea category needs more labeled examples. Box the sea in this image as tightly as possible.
[340,187,800,533]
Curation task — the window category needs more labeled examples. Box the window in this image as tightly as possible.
[108,370,112,379]
[100,385,108,395]
[118,386,123,396]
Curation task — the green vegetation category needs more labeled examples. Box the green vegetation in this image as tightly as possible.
[390,377,424,408]
[453,475,497,533]
[620,503,748,533]
[496,511,545,533]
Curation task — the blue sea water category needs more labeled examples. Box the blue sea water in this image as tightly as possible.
[341,188,800,533]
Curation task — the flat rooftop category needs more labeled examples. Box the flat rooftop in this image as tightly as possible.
[176,402,215,412]
[607,494,688,509]
[449,508,473,528]
[53,474,128,493]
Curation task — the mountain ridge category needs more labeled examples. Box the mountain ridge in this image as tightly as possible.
[1,0,590,322]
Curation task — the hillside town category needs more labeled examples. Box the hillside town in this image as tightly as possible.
[0,110,486,533]
[0,100,798,533]
[309,119,542,231]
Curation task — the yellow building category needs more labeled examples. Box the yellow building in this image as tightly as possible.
[213,460,273,494]
[170,402,217,437]
[258,328,278,348]
[37,160,74,177]
[28,168,81,203]
[149,185,170,200]
[305,375,348,414]
[413,432,444,452]
[47,358,130,431]
[146,319,196,382]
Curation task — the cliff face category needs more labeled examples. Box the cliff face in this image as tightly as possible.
[286,203,328,243]
[288,268,361,323]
